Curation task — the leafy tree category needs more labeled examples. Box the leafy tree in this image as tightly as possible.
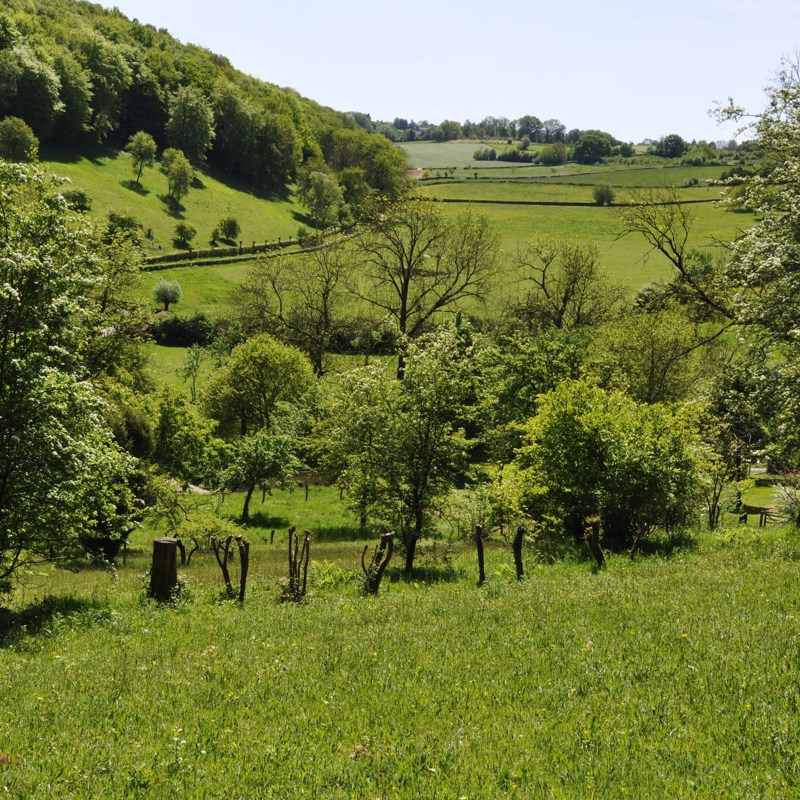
[153,388,227,485]
[174,222,196,247]
[511,379,698,552]
[536,142,568,165]
[319,320,482,571]
[0,163,136,589]
[125,130,157,184]
[573,133,612,164]
[0,44,64,139]
[217,215,240,242]
[161,147,193,204]
[298,169,344,228]
[203,333,315,438]
[153,278,182,311]
[165,85,215,165]
[0,116,38,162]
[50,49,93,143]
[221,413,302,520]
[177,344,205,403]
[355,200,499,377]
[653,133,689,158]
[511,237,625,331]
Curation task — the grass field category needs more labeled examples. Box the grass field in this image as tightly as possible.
[2,519,799,799]
[41,146,303,254]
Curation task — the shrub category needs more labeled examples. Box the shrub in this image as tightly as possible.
[217,215,240,242]
[592,184,615,206]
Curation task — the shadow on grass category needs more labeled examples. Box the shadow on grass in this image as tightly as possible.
[160,195,185,218]
[121,179,150,195]
[0,595,112,648]
[635,529,698,558]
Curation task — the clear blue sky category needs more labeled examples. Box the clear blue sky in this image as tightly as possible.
[104,0,799,143]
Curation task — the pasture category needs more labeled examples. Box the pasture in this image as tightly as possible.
[41,146,302,254]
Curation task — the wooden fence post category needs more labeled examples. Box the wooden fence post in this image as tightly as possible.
[149,537,178,600]
[513,525,525,580]
[475,524,486,586]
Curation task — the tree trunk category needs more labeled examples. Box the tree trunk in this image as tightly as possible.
[241,483,255,521]
[149,538,178,601]
[513,525,525,580]
[404,535,417,574]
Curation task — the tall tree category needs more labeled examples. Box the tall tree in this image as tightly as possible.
[165,85,215,165]
[0,163,136,590]
[355,200,499,377]
[125,130,157,184]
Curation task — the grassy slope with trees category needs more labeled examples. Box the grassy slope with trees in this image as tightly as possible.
[2,1,800,797]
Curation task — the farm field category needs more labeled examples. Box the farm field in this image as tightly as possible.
[1,517,798,799]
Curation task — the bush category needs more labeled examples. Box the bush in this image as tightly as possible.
[149,312,214,346]
[62,188,92,213]
[592,184,615,206]
[0,116,38,162]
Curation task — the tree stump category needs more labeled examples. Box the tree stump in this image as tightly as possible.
[513,525,525,580]
[149,537,178,601]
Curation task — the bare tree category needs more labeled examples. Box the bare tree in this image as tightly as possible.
[511,237,625,330]
[234,244,354,375]
[618,188,734,321]
[354,200,499,378]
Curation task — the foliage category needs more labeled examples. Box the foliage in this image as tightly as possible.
[160,147,193,204]
[216,215,240,242]
[153,278,182,311]
[0,162,136,588]
[173,221,197,247]
[0,115,38,162]
[125,130,157,184]
[165,85,215,166]
[573,132,612,164]
[592,183,614,206]
[203,332,315,439]
[297,168,344,228]
[512,379,699,551]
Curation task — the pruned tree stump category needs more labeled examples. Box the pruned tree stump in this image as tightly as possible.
[149,537,178,601]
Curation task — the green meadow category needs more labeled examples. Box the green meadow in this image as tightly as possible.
[2,516,799,799]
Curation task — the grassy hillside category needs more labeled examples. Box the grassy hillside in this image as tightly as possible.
[43,146,303,253]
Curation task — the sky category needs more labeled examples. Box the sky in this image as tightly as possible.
[103,0,800,144]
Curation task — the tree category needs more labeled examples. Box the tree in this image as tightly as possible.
[511,379,698,552]
[618,188,733,322]
[221,413,301,520]
[511,237,625,331]
[125,130,157,184]
[234,245,355,375]
[319,320,482,571]
[153,278,182,311]
[0,163,136,589]
[298,168,343,228]
[161,147,193,205]
[216,215,240,242]
[203,333,315,438]
[654,134,689,158]
[355,199,499,377]
[177,344,205,402]
[0,116,38,162]
[174,222,196,247]
[574,133,612,164]
[165,85,215,165]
